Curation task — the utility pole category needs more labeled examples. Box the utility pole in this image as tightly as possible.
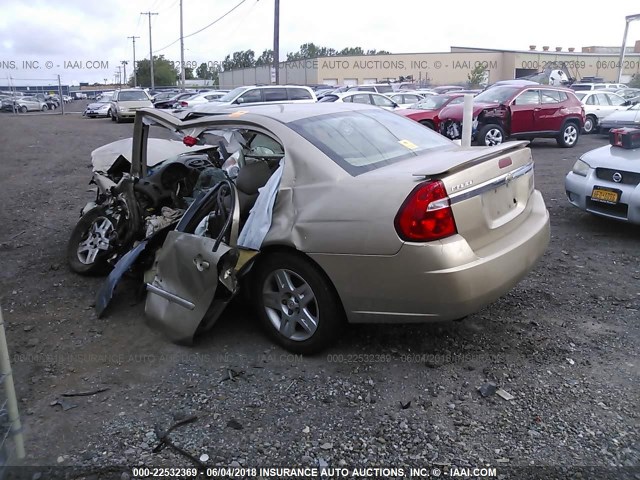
[127,35,140,87]
[121,61,128,87]
[179,0,185,91]
[141,11,159,90]
[617,14,640,83]
[115,66,122,87]
[273,0,280,84]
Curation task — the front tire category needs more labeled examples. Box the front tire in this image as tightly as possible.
[557,122,580,148]
[420,120,435,130]
[583,115,597,134]
[477,124,505,146]
[253,252,344,354]
[67,207,119,275]
[41,104,48,111]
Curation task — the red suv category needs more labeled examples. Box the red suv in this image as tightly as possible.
[439,85,585,147]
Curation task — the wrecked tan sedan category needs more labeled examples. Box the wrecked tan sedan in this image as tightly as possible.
[88,104,550,354]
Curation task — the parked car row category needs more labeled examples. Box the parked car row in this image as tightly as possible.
[84,82,638,153]
[0,92,65,113]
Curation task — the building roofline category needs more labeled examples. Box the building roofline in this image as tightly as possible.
[450,45,640,56]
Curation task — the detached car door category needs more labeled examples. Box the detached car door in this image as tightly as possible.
[145,183,243,345]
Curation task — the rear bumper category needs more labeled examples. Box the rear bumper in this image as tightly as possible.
[311,190,550,323]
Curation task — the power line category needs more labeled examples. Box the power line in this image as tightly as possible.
[154,0,251,53]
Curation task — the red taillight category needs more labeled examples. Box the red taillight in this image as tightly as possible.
[394,180,457,241]
[180,101,188,107]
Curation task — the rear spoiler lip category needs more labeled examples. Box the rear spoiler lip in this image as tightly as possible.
[412,140,530,177]
[448,161,534,205]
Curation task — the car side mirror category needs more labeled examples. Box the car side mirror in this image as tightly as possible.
[623,101,631,106]
[235,98,245,104]
[392,102,399,108]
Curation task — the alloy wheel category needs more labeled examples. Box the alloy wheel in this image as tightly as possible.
[76,216,115,265]
[262,269,319,342]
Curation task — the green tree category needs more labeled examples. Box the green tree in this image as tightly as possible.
[628,73,640,88]
[467,64,487,88]
[287,43,337,61]
[255,49,274,66]
[222,50,256,70]
[338,46,365,56]
[183,67,194,80]
[195,62,220,86]
[133,55,179,87]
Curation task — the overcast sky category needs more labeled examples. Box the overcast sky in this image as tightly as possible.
[1,0,639,86]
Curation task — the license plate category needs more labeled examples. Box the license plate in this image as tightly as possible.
[591,187,619,204]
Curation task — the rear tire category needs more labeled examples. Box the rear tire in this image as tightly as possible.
[477,124,505,146]
[557,121,580,148]
[252,252,344,355]
[19,106,27,113]
[583,115,597,134]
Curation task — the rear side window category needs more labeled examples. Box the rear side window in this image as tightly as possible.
[263,88,288,102]
[371,94,394,107]
[606,94,626,106]
[541,90,567,103]
[287,109,453,175]
[318,95,338,103]
[287,88,312,100]
[375,85,394,93]
[351,94,372,105]
[586,95,598,105]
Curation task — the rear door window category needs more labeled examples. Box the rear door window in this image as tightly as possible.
[351,94,372,105]
[606,94,625,106]
[263,88,288,102]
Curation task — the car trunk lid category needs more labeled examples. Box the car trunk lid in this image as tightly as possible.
[393,142,536,251]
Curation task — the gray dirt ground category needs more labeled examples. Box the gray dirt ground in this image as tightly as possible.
[0,103,638,479]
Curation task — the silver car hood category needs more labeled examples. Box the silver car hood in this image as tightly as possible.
[90,138,212,172]
[581,144,640,172]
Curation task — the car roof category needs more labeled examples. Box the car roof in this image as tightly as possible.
[176,102,387,123]
[334,91,390,97]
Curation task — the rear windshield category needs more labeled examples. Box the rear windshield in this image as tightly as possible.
[287,109,452,175]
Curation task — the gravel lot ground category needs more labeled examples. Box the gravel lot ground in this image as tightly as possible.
[0,103,638,479]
